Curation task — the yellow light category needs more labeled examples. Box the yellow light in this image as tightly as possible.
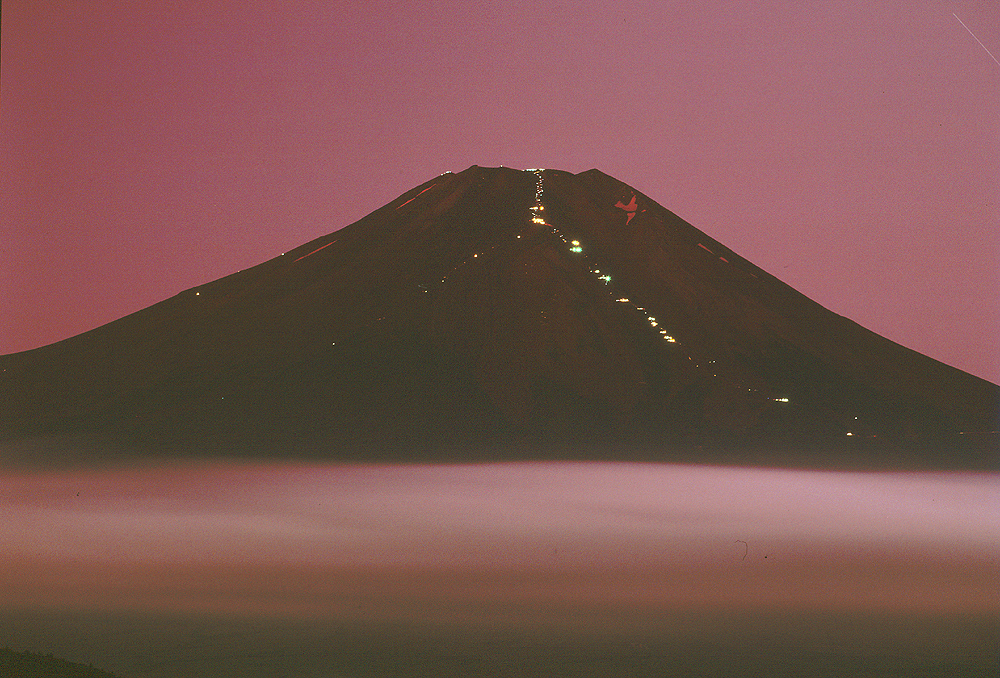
[571,240,580,246]
[532,217,546,224]
[650,321,658,327]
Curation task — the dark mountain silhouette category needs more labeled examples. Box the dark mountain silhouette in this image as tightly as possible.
[0,648,120,678]
[1,166,996,467]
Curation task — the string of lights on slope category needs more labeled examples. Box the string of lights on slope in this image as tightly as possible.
[526,169,679,346]
[178,167,876,435]
[523,170,835,422]
[377,169,855,434]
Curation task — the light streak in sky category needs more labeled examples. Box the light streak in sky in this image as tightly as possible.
[953,13,1000,68]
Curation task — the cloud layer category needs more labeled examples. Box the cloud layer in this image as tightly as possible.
[2,461,996,625]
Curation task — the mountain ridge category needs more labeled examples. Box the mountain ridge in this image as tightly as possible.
[1,165,996,468]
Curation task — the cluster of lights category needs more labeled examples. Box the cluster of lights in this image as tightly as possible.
[430,171,777,405]
[526,170,682,349]
[524,179,841,418]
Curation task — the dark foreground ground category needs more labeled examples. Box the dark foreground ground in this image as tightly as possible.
[2,608,997,678]
[3,460,996,677]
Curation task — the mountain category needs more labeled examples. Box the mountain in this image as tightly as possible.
[0,648,121,678]
[1,166,996,468]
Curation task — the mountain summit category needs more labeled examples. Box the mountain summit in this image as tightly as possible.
[2,166,996,467]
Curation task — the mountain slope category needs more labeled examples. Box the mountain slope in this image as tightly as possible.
[0,648,121,678]
[1,166,996,467]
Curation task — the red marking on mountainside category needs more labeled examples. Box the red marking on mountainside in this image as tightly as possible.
[396,184,437,210]
[615,194,638,225]
[294,240,336,262]
[614,195,637,212]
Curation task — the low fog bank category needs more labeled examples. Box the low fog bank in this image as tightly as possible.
[3,461,996,614]
[2,460,996,676]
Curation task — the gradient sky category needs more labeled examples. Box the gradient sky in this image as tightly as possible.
[2,1,998,383]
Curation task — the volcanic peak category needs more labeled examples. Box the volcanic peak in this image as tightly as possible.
[0,165,996,467]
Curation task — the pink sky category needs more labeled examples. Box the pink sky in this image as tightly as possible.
[2,1,998,383]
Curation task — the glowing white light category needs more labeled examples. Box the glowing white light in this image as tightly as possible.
[774,397,789,403]
[570,246,583,253]
[665,336,676,343]
[616,298,630,303]
[195,292,200,296]
[650,321,658,327]
[532,217,546,224]
[846,432,854,436]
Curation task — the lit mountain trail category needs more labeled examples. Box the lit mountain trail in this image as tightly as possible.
[1,166,996,468]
